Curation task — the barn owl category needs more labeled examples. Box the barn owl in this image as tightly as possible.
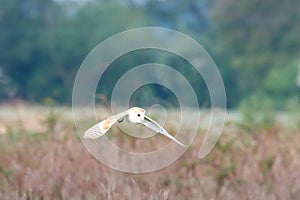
[83,107,186,147]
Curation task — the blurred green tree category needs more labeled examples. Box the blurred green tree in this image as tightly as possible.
[0,0,63,100]
[205,0,300,107]
[0,0,299,109]
[0,0,150,103]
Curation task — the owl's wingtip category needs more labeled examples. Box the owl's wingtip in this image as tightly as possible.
[178,142,187,147]
[83,132,96,139]
[83,128,105,140]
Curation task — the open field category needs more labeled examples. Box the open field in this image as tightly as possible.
[0,103,300,199]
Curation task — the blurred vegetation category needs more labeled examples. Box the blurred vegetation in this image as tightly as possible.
[239,93,276,132]
[0,0,299,108]
[0,105,300,199]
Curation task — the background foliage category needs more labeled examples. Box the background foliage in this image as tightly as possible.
[0,0,299,108]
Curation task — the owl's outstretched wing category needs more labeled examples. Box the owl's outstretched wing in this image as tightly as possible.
[83,110,128,139]
[142,115,186,147]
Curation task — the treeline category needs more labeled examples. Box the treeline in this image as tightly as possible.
[0,0,299,108]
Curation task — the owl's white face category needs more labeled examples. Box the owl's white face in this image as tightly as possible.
[128,107,145,123]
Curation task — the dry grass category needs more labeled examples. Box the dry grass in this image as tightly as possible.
[0,103,300,199]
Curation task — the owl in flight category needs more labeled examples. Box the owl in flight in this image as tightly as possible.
[83,107,186,147]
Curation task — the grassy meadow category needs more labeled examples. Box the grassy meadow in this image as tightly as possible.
[0,102,300,199]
